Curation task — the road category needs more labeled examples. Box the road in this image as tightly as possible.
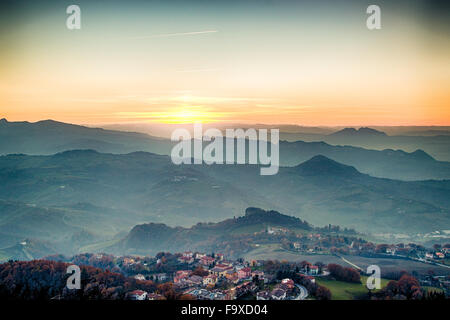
[294,284,308,300]
[338,255,363,271]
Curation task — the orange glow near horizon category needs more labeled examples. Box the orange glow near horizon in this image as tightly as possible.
[1,91,448,126]
[1,2,449,127]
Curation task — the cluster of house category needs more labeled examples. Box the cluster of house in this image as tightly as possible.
[256,278,295,300]
[380,244,448,259]
[177,251,224,265]
[185,280,269,300]
[128,290,166,301]
[292,241,319,251]
[183,281,262,300]
[337,241,450,262]
[122,257,136,266]
[183,288,228,300]
[126,251,326,300]
[266,226,290,235]
[424,249,448,261]
[419,274,450,297]
[173,251,268,291]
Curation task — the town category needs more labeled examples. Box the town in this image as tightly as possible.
[59,244,448,301]
[122,250,324,300]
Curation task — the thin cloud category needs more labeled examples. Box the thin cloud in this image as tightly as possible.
[176,68,220,73]
[129,30,218,40]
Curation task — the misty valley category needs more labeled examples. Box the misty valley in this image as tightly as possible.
[0,119,449,301]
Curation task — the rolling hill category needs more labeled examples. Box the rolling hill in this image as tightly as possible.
[110,207,312,255]
[2,119,450,180]
[280,126,450,162]
[0,150,449,241]
[0,118,171,155]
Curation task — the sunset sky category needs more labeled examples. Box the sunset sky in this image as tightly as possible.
[0,0,449,126]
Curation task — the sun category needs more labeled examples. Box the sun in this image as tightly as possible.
[155,106,218,124]
[115,106,221,124]
[160,107,214,124]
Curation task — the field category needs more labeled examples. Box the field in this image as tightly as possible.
[243,244,342,264]
[316,276,389,300]
[78,239,121,253]
[243,244,450,276]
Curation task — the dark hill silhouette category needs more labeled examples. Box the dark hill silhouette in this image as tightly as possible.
[1,118,450,180]
[329,127,387,137]
[115,208,312,255]
[294,155,359,177]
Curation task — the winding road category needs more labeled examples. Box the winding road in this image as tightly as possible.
[294,284,308,300]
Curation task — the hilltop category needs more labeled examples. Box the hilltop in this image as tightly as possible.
[110,208,314,256]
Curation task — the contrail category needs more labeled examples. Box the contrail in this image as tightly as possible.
[129,30,218,40]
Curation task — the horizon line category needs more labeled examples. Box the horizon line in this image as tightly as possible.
[2,118,450,128]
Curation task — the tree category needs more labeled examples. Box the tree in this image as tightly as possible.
[327,264,360,283]
[316,286,332,300]
[376,273,423,300]
[191,266,209,277]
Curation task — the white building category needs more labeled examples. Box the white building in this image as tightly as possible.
[129,290,148,300]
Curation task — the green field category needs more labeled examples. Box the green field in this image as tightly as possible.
[244,244,450,276]
[78,239,120,253]
[243,243,341,264]
[316,276,389,300]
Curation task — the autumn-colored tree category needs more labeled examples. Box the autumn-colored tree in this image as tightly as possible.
[315,285,332,300]
[0,260,157,300]
[327,264,360,283]
[191,266,209,277]
[376,273,423,300]
[157,282,178,299]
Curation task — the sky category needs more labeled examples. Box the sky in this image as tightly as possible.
[0,0,449,126]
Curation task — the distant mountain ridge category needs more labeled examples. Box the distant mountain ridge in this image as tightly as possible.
[293,155,360,177]
[1,150,449,240]
[0,238,56,261]
[329,127,387,137]
[1,119,450,180]
[0,118,171,156]
[279,140,450,180]
[281,126,450,163]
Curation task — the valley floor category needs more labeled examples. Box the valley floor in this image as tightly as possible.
[243,244,450,276]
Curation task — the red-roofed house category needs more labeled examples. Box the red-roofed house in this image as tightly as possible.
[200,256,215,266]
[225,270,239,284]
[203,274,218,286]
[251,270,265,282]
[178,255,194,264]
[195,252,206,259]
[238,267,252,280]
[270,288,286,300]
[174,270,191,283]
[187,275,203,286]
[147,293,166,300]
[129,290,148,300]
[436,252,445,259]
[210,264,233,277]
[309,265,319,275]
[281,278,295,290]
